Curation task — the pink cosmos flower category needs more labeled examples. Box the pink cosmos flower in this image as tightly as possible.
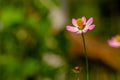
[66,16,95,34]
[108,35,120,48]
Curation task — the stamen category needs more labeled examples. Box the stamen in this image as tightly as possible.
[76,18,84,30]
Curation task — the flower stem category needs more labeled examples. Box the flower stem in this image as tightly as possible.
[81,32,89,80]
[114,71,118,80]
[76,73,80,80]
[77,77,80,80]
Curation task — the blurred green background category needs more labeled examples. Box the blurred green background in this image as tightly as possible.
[0,0,120,80]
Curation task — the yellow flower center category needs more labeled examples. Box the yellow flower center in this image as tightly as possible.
[115,35,120,42]
[76,18,84,30]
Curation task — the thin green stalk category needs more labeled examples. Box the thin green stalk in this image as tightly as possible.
[77,77,80,80]
[81,32,89,80]
[114,71,118,80]
[76,73,80,80]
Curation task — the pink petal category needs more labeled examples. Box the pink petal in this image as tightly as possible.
[66,26,78,32]
[88,24,95,30]
[86,17,93,26]
[76,30,82,34]
[82,16,86,24]
[108,40,119,48]
[83,24,95,33]
[82,29,88,33]
[108,38,120,48]
[72,18,77,26]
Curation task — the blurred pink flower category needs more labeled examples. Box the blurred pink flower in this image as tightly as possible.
[108,35,120,48]
[66,16,95,34]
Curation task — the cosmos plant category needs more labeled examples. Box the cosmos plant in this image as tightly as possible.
[66,16,95,80]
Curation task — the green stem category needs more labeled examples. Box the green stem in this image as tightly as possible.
[77,77,80,80]
[81,32,89,80]
[114,71,118,80]
[77,73,80,80]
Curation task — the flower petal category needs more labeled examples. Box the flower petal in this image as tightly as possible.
[83,24,95,33]
[88,24,95,30]
[76,30,82,34]
[108,38,120,48]
[86,17,93,26]
[82,16,86,24]
[108,39,120,48]
[72,18,77,26]
[66,26,78,32]
[83,29,88,33]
